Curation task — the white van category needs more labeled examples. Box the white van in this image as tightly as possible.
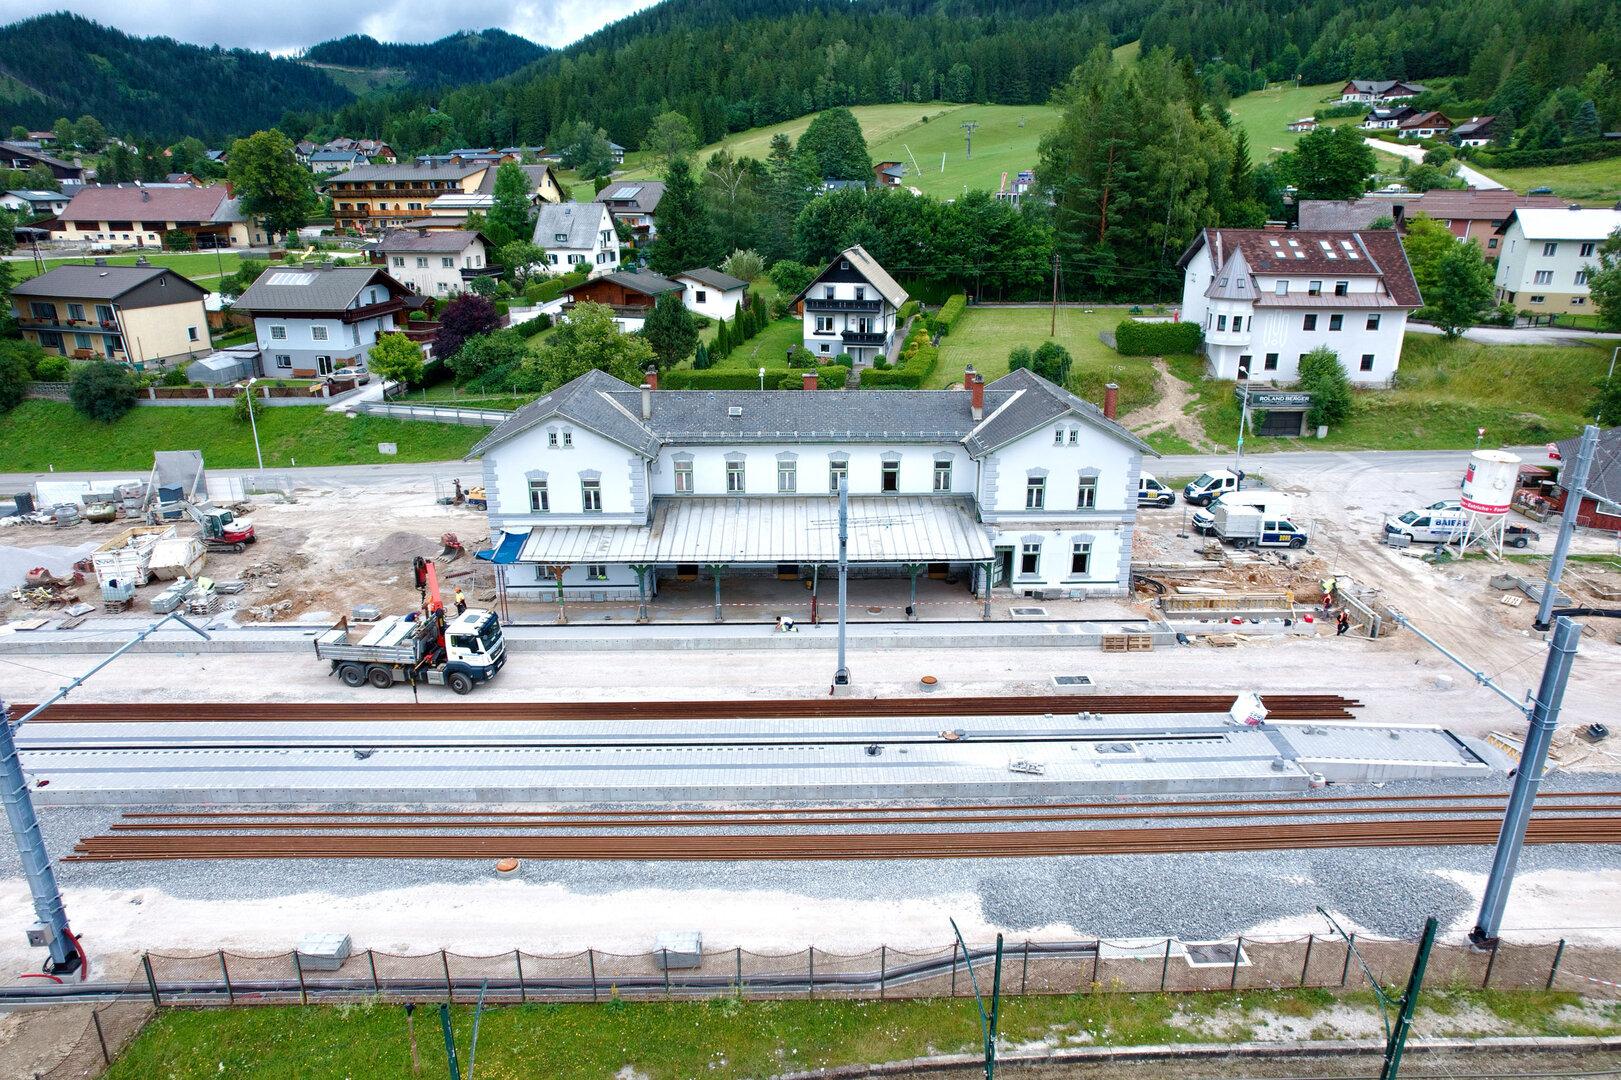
[1192,490,1291,534]
[1384,506,1468,544]
[1183,468,1243,506]
[1137,474,1175,508]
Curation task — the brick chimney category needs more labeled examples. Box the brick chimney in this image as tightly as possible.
[644,366,659,391]
[802,371,818,391]
[966,366,984,421]
[1103,382,1119,420]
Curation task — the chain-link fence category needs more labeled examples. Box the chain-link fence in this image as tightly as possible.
[118,933,1620,1010]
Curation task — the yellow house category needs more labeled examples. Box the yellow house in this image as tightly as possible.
[54,184,269,248]
[11,261,210,369]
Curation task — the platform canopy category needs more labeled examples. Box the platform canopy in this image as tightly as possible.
[515,496,995,565]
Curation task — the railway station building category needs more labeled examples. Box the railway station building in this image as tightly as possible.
[468,367,1155,619]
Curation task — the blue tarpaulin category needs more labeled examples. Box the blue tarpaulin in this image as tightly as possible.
[475,531,526,564]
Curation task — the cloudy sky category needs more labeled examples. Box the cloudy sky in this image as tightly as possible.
[8,1,657,53]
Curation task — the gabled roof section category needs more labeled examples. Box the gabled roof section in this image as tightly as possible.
[235,266,405,314]
[966,368,1155,457]
[677,267,748,292]
[12,264,205,302]
[59,184,229,223]
[595,181,664,213]
[324,161,487,184]
[791,245,908,308]
[1204,247,1254,300]
[467,369,659,459]
[1498,207,1621,240]
[532,201,609,249]
[1179,228,1422,308]
[377,228,488,253]
[579,270,683,297]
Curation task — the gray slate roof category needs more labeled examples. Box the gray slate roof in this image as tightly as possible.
[596,181,664,213]
[533,202,608,249]
[468,368,1155,460]
[324,162,486,184]
[12,264,203,302]
[1297,199,1396,231]
[678,267,748,292]
[235,266,400,314]
[377,228,486,253]
[1556,427,1621,508]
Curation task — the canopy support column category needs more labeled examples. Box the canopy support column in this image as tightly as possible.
[630,564,652,624]
[545,564,569,625]
[704,564,727,623]
[903,563,924,621]
[980,561,994,621]
[810,564,821,625]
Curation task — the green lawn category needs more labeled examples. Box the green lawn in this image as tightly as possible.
[615,103,1061,199]
[1472,154,1621,201]
[1226,81,1354,159]
[103,989,1616,1080]
[0,401,483,471]
[1180,334,1609,452]
[9,250,245,283]
[703,316,805,368]
[930,305,1169,413]
[1111,39,1141,64]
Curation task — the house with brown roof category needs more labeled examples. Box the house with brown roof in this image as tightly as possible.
[11,260,209,368]
[1340,80,1427,104]
[1397,111,1452,139]
[1177,229,1422,387]
[325,158,561,233]
[561,270,683,331]
[1298,191,1571,259]
[0,140,84,182]
[54,184,270,248]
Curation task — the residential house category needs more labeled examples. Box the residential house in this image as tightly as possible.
[532,202,620,278]
[595,181,664,240]
[1177,228,1423,388]
[0,141,84,182]
[790,245,908,367]
[294,140,316,165]
[354,139,396,163]
[608,141,626,165]
[821,178,867,193]
[1340,80,1427,104]
[994,170,1037,207]
[162,173,204,187]
[1451,116,1500,147]
[11,261,209,368]
[309,149,368,174]
[204,150,227,166]
[1397,111,1452,139]
[325,161,490,232]
[1493,207,1621,315]
[54,184,270,248]
[1298,190,1569,259]
[1551,427,1621,531]
[1362,106,1420,130]
[1,189,71,219]
[235,265,415,377]
[466,366,1154,607]
[376,228,498,297]
[674,267,748,320]
[1286,117,1318,133]
[561,270,682,332]
[874,161,906,187]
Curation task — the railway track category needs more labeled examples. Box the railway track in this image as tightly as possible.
[13,693,1364,723]
[63,815,1621,862]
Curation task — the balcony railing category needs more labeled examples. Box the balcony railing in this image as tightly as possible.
[804,297,884,312]
[459,266,502,280]
[18,317,120,335]
[342,299,407,323]
[841,330,887,346]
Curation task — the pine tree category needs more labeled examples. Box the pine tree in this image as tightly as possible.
[648,156,715,276]
[694,340,711,370]
[644,292,699,369]
[714,318,731,357]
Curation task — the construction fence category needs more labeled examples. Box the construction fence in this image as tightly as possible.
[30,934,1621,1076]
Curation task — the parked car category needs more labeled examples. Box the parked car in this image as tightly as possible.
[330,366,370,384]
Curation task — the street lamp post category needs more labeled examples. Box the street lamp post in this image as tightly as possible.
[758,366,766,391]
[245,377,265,472]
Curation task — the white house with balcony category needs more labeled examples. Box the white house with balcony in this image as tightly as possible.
[467,366,1154,614]
[376,228,497,297]
[790,245,907,366]
[532,202,620,278]
[1177,228,1423,387]
[235,265,414,379]
[1493,207,1621,316]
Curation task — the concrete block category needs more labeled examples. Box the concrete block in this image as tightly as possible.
[296,933,352,971]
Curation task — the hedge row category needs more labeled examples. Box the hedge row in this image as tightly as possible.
[662,365,849,390]
[1114,319,1202,356]
[936,294,967,331]
[1467,138,1621,169]
[897,299,920,323]
[859,324,938,388]
[525,268,590,304]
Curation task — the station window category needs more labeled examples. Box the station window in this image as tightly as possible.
[673,460,693,493]
[581,479,602,511]
[1360,354,1375,372]
[1328,314,1344,331]
[1366,314,1381,331]
[586,564,608,580]
[1019,542,1041,576]
[1076,475,1097,509]
[933,460,952,491]
[829,460,848,492]
[1302,314,1318,331]
[777,460,797,493]
[726,460,746,493]
[1025,477,1046,510]
[881,460,900,493]
[528,479,549,512]
[1070,540,1092,576]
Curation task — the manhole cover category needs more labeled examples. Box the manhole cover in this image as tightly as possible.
[866,606,883,613]
[1053,675,1095,687]
[1185,943,1248,967]
[1010,606,1048,618]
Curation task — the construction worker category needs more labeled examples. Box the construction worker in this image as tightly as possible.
[1336,608,1351,636]
[1320,576,1337,611]
[454,587,467,615]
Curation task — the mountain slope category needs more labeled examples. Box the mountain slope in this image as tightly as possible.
[302,29,546,87]
[0,12,353,144]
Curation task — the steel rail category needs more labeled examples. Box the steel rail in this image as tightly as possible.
[63,816,1621,862]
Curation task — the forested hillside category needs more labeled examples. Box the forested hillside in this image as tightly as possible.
[302,29,545,86]
[0,13,351,143]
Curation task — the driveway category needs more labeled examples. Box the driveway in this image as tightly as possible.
[1368,138,1505,190]
[1409,322,1621,346]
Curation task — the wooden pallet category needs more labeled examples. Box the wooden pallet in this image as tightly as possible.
[1101,633,1155,653]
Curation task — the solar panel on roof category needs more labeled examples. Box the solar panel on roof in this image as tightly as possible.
[617,185,643,198]
[268,272,317,285]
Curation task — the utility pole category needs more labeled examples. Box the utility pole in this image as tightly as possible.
[1380,917,1438,1080]
[1049,252,1059,336]
[961,121,978,160]
[1234,360,1253,484]
[833,475,850,692]
[1535,424,1598,631]
[1472,615,1581,945]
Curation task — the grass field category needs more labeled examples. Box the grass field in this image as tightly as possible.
[103,989,1613,1079]
[616,103,1061,199]
[930,305,1169,414]
[7,250,246,283]
[1179,334,1609,452]
[1225,82,1351,159]
[0,401,483,471]
[1472,155,1621,201]
[704,316,804,368]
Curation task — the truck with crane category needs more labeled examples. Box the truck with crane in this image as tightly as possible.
[313,557,505,694]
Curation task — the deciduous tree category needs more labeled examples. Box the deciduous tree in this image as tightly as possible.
[227,130,319,242]
[1428,241,1496,338]
[366,332,425,386]
[643,111,699,175]
[436,293,503,360]
[796,108,872,181]
[1297,347,1353,427]
[522,301,654,392]
[485,162,535,248]
[1276,124,1376,202]
[69,362,138,422]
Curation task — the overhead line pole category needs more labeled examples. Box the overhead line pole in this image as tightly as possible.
[834,475,850,692]
[1535,423,1598,631]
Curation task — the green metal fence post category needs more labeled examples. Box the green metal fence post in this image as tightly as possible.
[142,952,160,1007]
[1379,917,1439,1080]
[588,949,598,1002]
[1020,941,1029,995]
[441,950,453,1004]
[515,950,526,1003]
[1483,938,1500,988]
[1300,934,1314,987]
[1341,934,1356,987]
[951,941,959,997]
[1547,939,1567,990]
[879,945,886,999]
[368,949,379,995]
[218,950,233,1005]
[662,949,670,997]
[1160,939,1171,992]
[1230,936,1243,990]
[293,950,307,1006]
[808,947,815,1000]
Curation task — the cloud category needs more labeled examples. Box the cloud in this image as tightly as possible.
[7,1,656,53]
